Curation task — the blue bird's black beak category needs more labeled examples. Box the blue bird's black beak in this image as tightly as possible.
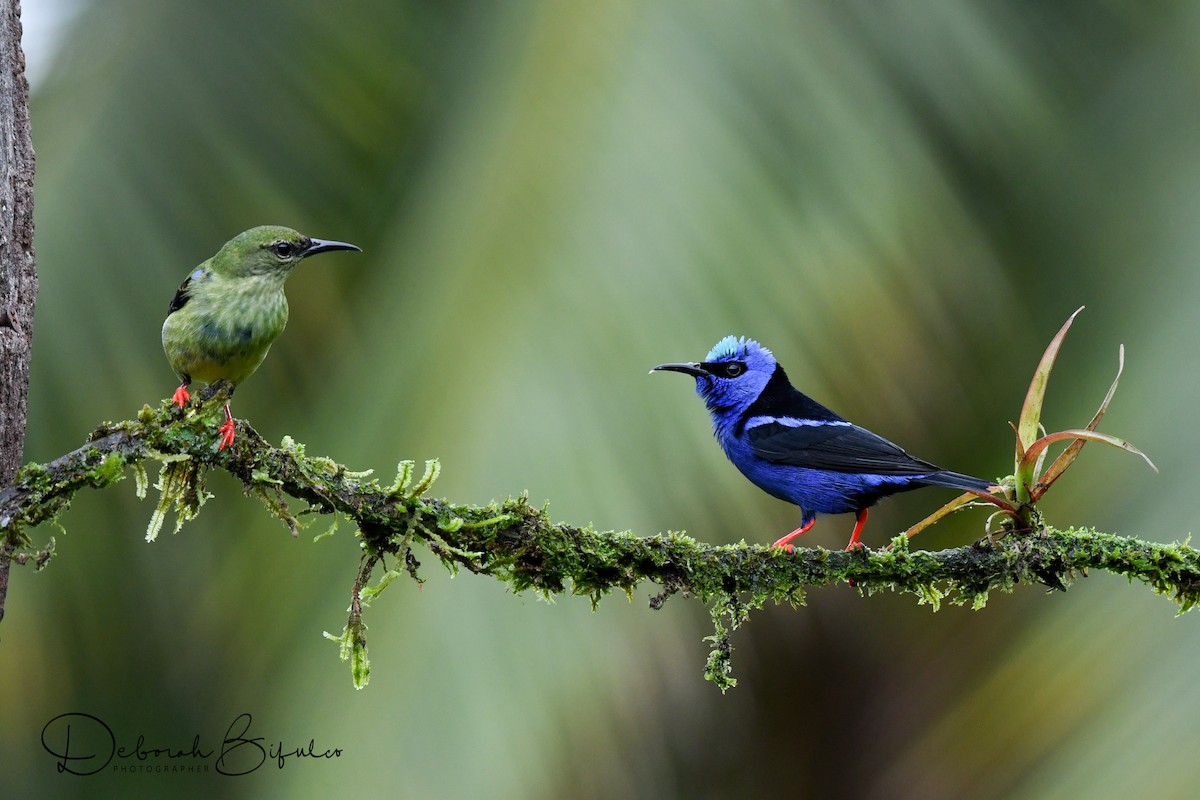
[651,362,707,377]
[304,238,362,257]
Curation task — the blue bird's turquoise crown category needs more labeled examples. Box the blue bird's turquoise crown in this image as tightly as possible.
[706,335,771,362]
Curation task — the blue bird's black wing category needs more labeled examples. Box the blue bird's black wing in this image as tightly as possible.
[746,421,941,476]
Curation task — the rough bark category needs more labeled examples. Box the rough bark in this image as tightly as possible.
[0,0,36,624]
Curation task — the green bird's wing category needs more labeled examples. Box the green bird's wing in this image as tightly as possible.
[166,269,205,315]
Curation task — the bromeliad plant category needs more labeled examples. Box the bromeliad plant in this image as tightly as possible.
[904,306,1157,539]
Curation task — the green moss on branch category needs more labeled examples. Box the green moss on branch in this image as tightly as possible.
[1,383,1196,691]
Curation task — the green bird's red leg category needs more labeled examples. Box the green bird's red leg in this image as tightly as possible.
[171,381,191,408]
[217,404,236,450]
[773,517,815,553]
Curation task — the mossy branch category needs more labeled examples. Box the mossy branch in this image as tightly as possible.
[1,382,1194,691]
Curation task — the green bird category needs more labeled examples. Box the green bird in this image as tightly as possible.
[162,225,361,449]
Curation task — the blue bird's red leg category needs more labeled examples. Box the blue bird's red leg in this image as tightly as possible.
[171,382,191,408]
[217,404,236,450]
[845,508,869,550]
[773,517,815,553]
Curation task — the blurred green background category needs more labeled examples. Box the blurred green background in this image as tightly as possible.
[3,0,1196,797]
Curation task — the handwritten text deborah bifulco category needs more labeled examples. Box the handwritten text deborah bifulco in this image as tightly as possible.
[40,712,343,777]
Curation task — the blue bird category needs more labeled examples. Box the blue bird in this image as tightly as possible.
[653,336,993,550]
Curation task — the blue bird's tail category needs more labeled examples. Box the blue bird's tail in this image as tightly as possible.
[921,470,993,493]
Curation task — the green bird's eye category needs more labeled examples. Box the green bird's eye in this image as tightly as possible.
[271,241,294,258]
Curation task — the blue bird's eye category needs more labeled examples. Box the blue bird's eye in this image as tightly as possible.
[271,241,294,258]
[722,362,746,378]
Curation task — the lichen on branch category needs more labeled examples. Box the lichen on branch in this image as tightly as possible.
[1,382,1196,692]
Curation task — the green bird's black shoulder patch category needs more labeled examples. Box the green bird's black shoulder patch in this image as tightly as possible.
[167,269,205,315]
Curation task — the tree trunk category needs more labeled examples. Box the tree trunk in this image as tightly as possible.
[0,0,36,623]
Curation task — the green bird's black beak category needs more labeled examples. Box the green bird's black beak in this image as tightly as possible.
[651,362,707,377]
[304,238,362,257]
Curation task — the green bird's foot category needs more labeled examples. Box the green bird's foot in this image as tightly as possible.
[171,383,191,408]
[217,404,236,450]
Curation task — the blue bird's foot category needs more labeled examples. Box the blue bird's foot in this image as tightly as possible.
[844,508,872,588]
[773,518,815,553]
[217,404,236,451]
[844,509,869,550]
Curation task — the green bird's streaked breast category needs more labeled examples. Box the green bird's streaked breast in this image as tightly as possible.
[162,271,291,387]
